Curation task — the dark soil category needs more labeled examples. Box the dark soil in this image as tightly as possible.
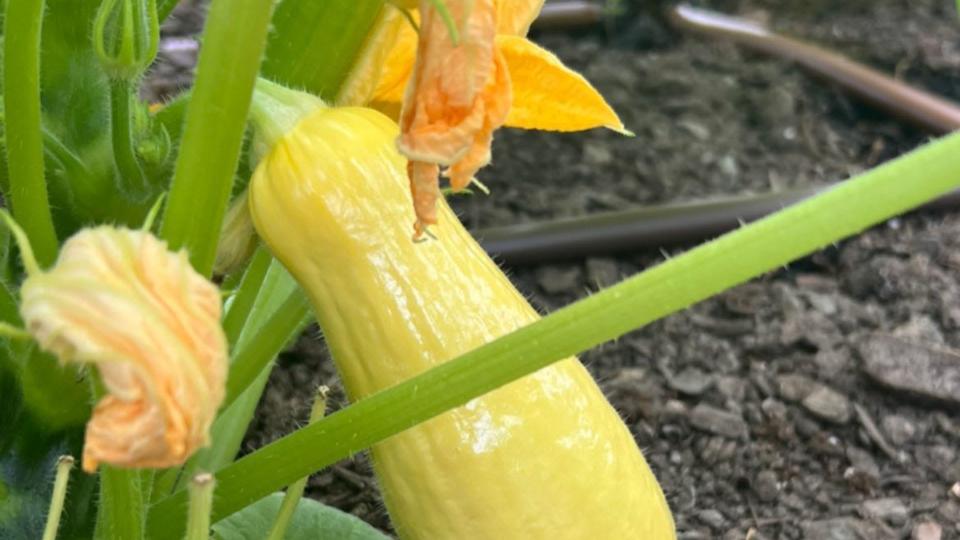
[159,1,960,538]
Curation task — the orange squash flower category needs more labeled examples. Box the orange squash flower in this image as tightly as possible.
[339,0,625,235]
[19,226,227,473]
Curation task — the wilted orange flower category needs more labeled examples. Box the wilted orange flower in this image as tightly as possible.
[20,226,227,473]
[339,0,625,235]
[397,0,509,235]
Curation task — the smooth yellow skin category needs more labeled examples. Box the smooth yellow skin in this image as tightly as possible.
[249,106,676,540]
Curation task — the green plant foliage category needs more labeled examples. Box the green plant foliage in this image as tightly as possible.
[262,0,384,99]
[42,0,109,146]
[18,348,90,431]
[211,493,389,540]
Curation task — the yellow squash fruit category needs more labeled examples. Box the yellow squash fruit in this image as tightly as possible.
[248,105,676,539]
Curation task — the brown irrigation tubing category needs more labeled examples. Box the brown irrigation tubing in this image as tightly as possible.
[668,4,960,134]
[533,1,605,30]
[478,187,960,265]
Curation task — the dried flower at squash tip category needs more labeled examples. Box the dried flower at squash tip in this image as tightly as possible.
[341,0,626,236]
[19,226,227,473]
[397,0,510,236]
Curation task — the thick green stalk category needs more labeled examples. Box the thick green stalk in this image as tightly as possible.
[159,0,275,275]
[109,79,149,197]
[148,126,960,536]
[3,0,59,267]
[95,466,144,540]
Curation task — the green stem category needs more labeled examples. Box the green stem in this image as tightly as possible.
[185,473,215,540]
[222,246,272,347]
[266,387,329,540]
[95,466,144,540]
[149,130,960,535]
[41,456,74,540]
[222,292,311,408]
[3,0,59,267]
[159,0,276,276]
[108,78,149,198]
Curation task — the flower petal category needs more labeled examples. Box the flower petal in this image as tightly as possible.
[369,10,419,106]
[339,8,411,106]
[397,0,499,164]
[495,0,545,36]
[397,0,513,234]
[20,227,227,473]
[498,35,627,133]
[446,48,512,190]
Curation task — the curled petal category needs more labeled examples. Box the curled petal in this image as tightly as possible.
[20,227,227,473]
[398,0,499,165]
[409,160,441,235]
[446,48,512,190]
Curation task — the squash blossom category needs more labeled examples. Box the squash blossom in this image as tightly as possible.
[247,83,675,539]
[20,226,227,473]
[339,0,626,235]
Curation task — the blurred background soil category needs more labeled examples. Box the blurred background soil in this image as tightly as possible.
[155,1,960,538]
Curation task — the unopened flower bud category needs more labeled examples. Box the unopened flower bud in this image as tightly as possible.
[93,0,159,80]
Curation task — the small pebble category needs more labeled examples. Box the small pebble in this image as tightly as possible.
[859,335,960,406]
[753,469,780,502]
[882,414,917,446]
[534,266,582,295]
[584,257,620,287]
[715,376,747,401]
[697,509,726,529]
[689,403,749,439]
[861,497,909,527]
[760,398,788,422]
[847,446,880,480]
[802,385,852,424]
[911,521,942,540]
[801,517,896,539]
[667,368,714,396]
[777,373,817,401]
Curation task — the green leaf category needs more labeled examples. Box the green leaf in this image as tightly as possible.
[212,493,388,540]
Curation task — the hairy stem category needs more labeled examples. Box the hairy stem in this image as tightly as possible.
[159,0,276,275]
[3,0,59,267]
[41,456,75,540]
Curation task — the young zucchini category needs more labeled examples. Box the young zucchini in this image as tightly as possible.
[248,104,676,539]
